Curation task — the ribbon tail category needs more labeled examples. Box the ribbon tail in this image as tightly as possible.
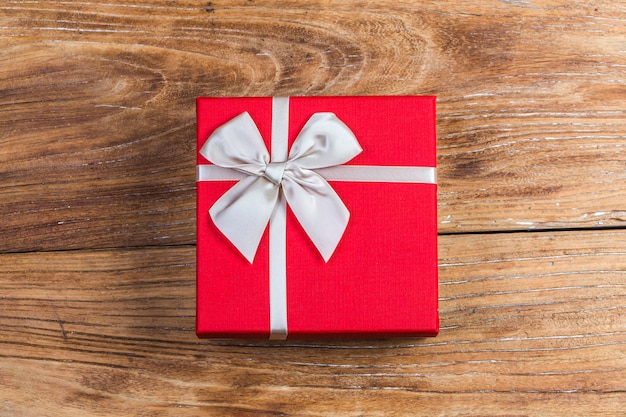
[209,176,279,263]
[282,172,349,262]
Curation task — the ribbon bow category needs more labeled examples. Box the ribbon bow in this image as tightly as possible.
[200,111,362,263]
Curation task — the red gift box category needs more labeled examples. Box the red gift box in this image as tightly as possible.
[196,96,438,339]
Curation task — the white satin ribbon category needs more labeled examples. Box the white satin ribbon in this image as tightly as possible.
[197,97,436,339]
[268,97,289,340]
[197,164,437,184]
[199,106,363,264]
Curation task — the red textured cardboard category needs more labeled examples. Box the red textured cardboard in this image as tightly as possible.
[196,96,438,339]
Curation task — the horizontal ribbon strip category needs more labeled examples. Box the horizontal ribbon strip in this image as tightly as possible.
[197,164,437,184]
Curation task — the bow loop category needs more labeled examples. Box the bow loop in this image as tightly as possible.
[202,111,361,263]
[200,112,269,176]
[288,113,363,169]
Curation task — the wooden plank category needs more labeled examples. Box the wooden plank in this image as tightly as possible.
[2,1,626,252]
[0,230,624,415]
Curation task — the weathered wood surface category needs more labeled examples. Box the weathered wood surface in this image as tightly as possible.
[1,0,626,415]
[1,231,625,416]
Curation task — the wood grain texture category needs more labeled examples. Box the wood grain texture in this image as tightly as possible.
[2,0,626,415]
[1,231,625,416]
[2,0,626,251]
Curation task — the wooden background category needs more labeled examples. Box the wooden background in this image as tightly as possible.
[1,0,625,415]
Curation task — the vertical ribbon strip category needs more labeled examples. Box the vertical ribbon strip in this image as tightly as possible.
[197,97,436,339]
[268,97,289,340]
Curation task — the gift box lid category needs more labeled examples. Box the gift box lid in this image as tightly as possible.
[196,96,438,339]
